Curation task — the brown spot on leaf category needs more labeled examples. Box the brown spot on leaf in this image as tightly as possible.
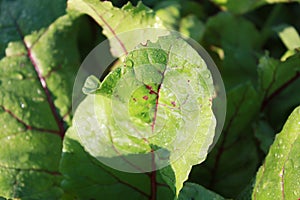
[171,101,176,107]
[146,85,152,90]
[143,96,148,100]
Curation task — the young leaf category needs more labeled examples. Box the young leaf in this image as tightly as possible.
[0,0,65,58]
[0,0,82,198]
[179,15,205,42]
[154,0,181,29]
[274,25,300,61]
[203,12,260,88]
[67,0,165,56]
[258,53,300,108]
[276,25,300,51]
[62,35,216,197]
[253,106,300,199]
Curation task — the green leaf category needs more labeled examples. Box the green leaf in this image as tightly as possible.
[189,82,261,197]
[276,25,300,51]
[153,0,205,41]
[178,182,225,200]
[203,12,260,88]
[61,35,216,197]
[67,0,165,55]
[0,0,65,58]
[154,0,181,29]
[274,25,300,60]
[264,79,300,131]
[258,52,300,130]
[60,126,174,200]
[253,106,300,199]
[179,15,205,42]
[258,53,300,102]
[0,1,82,198]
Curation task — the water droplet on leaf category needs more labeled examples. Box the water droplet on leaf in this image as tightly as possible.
[159,54,166,63]
[82,75,101,95]
[204,73,211,79]
[126,59,134,67]
[14,73,24,80]
[20,102,26,108]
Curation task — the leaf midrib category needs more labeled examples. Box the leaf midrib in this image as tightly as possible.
[9,11,65,138]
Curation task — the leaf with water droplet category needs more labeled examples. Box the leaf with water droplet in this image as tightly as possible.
[63,34,216,197]
[0,0,83,198]
[82,75,101,95]
[68,0,166,56]
[253,106,300,199]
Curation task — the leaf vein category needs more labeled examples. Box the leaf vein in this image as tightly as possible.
[9,12,65,138]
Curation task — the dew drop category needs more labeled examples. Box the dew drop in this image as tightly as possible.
[32,97,43,102]
[14,73,24,80]
[7,136,11,140]
[205,73,211,79]
[126,59,134,67]
[159,54,166,63]
[20,102,26,108]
